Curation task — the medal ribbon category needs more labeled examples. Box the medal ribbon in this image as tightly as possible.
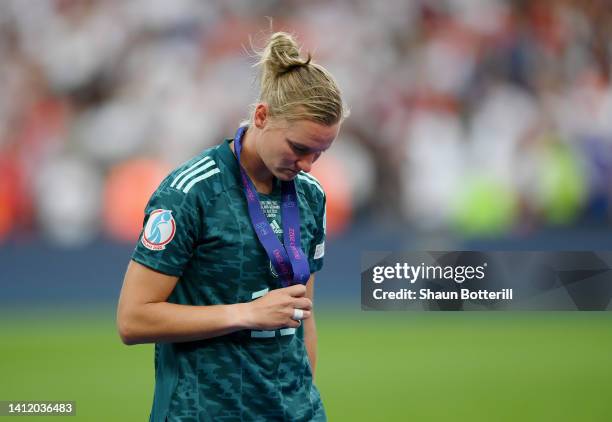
[233,126,311,287]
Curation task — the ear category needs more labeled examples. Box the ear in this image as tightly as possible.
[253,104,268,129]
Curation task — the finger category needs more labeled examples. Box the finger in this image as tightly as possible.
[285,283,307,297]
[289,308,312,321]
[293,297,312,311]
[291,308,305,321]
[299,310,311,320]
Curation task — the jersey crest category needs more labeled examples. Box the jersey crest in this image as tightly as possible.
[141,209,176,251]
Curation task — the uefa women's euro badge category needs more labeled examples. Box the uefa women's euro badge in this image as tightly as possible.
[141,209,176,251]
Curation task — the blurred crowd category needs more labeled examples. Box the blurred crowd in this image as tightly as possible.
[1,0,611,246]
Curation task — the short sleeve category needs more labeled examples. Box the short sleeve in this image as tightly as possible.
[131,181,201,277]
[308,192,326,273]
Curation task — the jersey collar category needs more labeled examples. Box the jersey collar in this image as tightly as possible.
[218,138,281,195]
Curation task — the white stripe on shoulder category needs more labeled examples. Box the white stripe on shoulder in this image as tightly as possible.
[170,156,212,188]
[182,168,220,193]
[297,173,324,195]
[176,159,216,190]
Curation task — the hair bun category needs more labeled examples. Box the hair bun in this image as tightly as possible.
[252,30,346,125]
[259,32,311,76]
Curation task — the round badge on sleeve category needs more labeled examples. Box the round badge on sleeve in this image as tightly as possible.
[141,209,176,251]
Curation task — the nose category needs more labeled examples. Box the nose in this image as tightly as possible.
[296,159,311,173]
[296,153,318,173]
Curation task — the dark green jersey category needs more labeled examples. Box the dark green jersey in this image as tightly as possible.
[132,139,327,422]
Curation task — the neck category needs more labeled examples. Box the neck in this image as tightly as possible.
[233,127,274,191]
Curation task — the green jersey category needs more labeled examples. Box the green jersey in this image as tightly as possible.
[132,139,327,422]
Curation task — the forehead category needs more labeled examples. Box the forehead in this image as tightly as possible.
[285,120,340,149]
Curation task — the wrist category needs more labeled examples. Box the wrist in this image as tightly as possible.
[232,302,254,330]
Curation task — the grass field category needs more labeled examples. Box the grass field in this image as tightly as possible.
[1,308,611,421]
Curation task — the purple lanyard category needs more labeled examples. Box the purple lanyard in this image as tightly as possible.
[233,126,311,287]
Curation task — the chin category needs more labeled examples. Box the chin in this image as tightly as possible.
[276,169,298,181]
[276,174,295,182]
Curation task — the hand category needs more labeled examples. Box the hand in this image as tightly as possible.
[241,284,312,330]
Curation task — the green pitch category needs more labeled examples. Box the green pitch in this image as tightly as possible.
[1,308,611,421]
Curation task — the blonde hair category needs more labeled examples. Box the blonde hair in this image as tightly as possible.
[252,32,348,126]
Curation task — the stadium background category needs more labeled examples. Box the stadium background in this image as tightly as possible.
[1,1,611,420]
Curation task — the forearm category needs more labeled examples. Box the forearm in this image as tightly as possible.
[118,301,250,345]
[303,313,318,379]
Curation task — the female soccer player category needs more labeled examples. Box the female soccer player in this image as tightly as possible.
[117,32,347,421]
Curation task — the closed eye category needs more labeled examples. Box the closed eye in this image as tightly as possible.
[288,141,310,155]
